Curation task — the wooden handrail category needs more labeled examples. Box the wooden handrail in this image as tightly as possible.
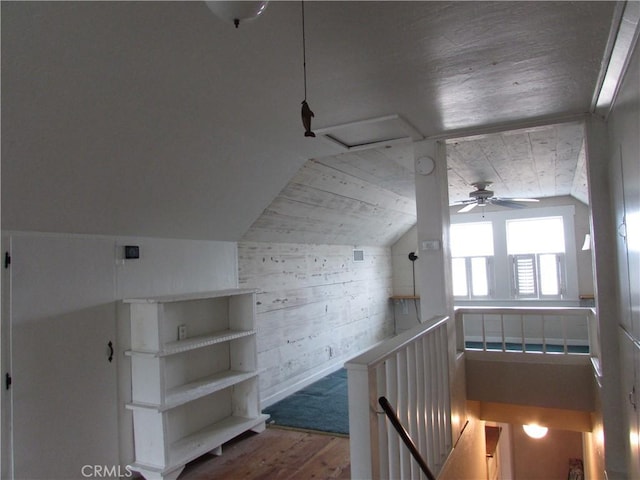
[347,316,449,369]
[378,396,437,480]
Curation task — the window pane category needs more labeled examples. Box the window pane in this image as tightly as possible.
[470,257,489,296]
[452,258,468,297]
[450,222,494,257]
[539,254,560,295]
[506,217,565,254]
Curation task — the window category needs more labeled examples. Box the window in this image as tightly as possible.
[450,206,579,302]
[450,222,494,299]
[507,217,566,298]
[451,257,491,297]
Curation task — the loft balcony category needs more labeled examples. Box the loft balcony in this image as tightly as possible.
[457,307,598,446]
[346,306,600,479]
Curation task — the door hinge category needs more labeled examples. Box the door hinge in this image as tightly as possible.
[4,251,10,269]
[5,373,11,390]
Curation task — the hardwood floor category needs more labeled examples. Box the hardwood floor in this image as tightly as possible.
[178,427,351,480]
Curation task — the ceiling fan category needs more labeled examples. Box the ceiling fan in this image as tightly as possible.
[453,182,539,213]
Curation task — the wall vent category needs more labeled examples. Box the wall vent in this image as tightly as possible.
[353,249,365,262]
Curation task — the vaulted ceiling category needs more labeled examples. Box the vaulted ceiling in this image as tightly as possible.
[242,144,418,246]
[1,1,622,243]
[446,121,588,205]
[243,120,588,245]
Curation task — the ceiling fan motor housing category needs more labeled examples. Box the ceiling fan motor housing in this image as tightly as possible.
[456,181,538,212]
[470,187,494,200]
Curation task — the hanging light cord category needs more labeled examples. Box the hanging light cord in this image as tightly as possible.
[301,0,308,101]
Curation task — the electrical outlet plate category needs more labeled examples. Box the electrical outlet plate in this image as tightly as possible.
[178,324,187,341]
[421,240,441,251]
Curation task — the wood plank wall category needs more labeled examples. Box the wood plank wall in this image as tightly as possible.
[238,241,394,404]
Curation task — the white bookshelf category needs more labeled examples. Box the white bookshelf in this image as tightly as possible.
[123,289,268,480]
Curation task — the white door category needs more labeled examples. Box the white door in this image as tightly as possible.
[621,329,640,479]
[1,235,13,479]
[10,235,119,479]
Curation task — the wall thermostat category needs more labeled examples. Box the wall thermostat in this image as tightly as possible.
[124,245,140,259]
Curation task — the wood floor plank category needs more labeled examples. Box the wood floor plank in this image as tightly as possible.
[178,427,350,480]
[291,436,351,479]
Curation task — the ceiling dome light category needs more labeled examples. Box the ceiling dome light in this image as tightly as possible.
[523,424,549,439]
[206,1,269,28]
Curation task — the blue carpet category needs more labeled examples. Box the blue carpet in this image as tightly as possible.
[264,368,349,435]
[465,341,589,354]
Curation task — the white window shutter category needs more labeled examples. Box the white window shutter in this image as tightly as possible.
[512,254,537,297]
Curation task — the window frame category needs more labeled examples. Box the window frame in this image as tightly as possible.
[452,255,494,300]
[450,205,579,303]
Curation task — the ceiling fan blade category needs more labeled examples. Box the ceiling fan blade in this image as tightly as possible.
[451,199,475,206]
[458,203,478,213]
[491,199,526,209]
[507,198,540,203]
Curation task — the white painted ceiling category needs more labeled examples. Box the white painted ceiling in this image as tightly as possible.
[1,1,619,242]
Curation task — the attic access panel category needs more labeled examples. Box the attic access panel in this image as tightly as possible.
[316,115,423,151]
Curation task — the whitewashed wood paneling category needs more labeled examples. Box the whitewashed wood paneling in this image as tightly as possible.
[238,242,394,405]
[447,121,587,204]
[244,121,588,251]
[316,145,417,200]
[242,152,417,247]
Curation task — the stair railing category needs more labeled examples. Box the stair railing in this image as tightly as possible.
[345,315,451,479]
[378,396,437,480]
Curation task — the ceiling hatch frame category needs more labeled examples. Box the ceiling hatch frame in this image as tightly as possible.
[315,114,424,152]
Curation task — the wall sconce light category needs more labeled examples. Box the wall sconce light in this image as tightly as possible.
[523,423,548,439]
[582,233,591,251]
[206,1,269,28]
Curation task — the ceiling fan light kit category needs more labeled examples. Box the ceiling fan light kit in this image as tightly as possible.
[205,1,269,28]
